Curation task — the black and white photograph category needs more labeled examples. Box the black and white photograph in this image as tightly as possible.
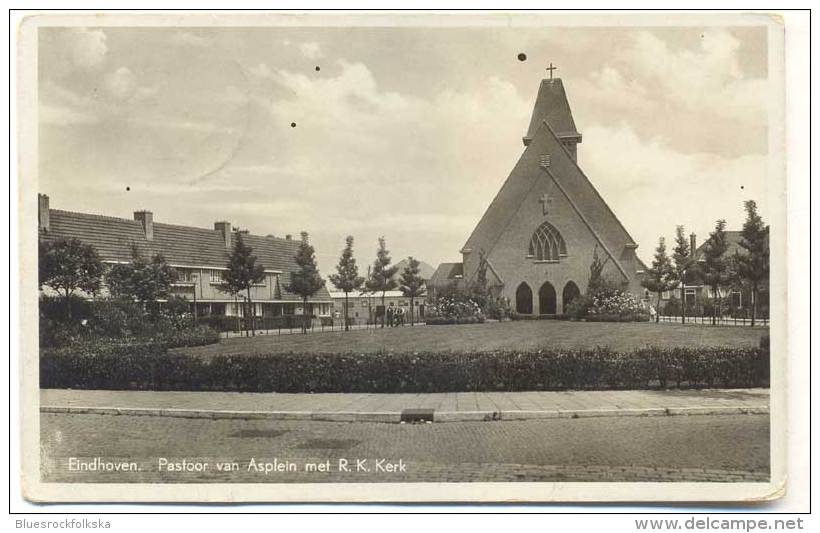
[16,11,792,504]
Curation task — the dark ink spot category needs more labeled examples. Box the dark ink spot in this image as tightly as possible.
[741,185,745,190]
[126,186,130,192]
[517,53,527,62]
[315,66,321,71]
[290,122,296,128]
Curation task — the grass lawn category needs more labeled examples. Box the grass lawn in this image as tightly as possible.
[177,320,768,358]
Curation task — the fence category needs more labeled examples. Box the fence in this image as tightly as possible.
[656,314,769,327]
[219,315,425,338]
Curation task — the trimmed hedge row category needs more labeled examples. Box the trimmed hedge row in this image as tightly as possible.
[41,326,221,360]
[40,345,769,393]
[426,316,486,326]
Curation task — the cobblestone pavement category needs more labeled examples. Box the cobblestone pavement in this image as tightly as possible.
[40,388,770,422]
[40,413,769,483]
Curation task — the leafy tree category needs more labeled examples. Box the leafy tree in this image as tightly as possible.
[733,200,769,326]
[470,249,490,310]
[671,226,694,324]
[587,245,612,295]
[365,236,399,327]
[641,237,677,323]
[286,231,326,333]
[107,244,178,315]
[39,237,105,320]
[701,219,730,325]
[329,235,364,331]
[218,232,265,336]
[399,256,427,325]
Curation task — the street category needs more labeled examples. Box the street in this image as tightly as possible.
[40,412,770,483]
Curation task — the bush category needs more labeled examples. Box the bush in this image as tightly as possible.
[428,294,483,320]
[40,345,769,393]
[565,295,593,320]
[426,316,485,326]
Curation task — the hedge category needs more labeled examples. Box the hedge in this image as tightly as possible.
[41,326,220,360]
[426,316,486,326]
[40,345,769,393]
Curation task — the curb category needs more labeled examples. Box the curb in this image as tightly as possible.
[40,404,769,423]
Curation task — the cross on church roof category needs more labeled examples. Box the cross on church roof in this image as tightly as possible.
[546,62,557,80]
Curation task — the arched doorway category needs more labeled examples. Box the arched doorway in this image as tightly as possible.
[562,281,581,313]
[515,282,533,315]
[538,281,557,315]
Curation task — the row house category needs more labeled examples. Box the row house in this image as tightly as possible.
[37,194,333,318]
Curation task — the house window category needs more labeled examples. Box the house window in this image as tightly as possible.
[528,221,567,261]
[209,270,224,283]
[176,268,195,283]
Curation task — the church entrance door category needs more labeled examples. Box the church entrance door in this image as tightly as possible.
[562,281,581,313]
[539,281,557,315]
[515,282,533,315]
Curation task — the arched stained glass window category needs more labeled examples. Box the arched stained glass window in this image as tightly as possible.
[528,221,567,261]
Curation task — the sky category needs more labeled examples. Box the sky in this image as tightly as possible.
[38,24,774,273]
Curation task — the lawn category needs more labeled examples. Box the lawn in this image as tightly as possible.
[177,320,768,358]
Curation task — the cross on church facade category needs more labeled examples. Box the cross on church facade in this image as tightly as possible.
[539,193,554,215]
[546,62,557,80]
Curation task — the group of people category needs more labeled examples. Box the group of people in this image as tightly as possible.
[384,306,406,327]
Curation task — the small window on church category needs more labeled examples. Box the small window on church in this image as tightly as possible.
[528,221,567,261]
[539,155,551,168]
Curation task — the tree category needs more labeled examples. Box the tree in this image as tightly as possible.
[733,200,769,326]
[671,226,694,324]
[470,249,490,310]
[587,245,611,295]
[365,236,399,327]
[329,236,364,331]
[641,237,677,323]
[286,231,326,333]
[39,237,105,320]
[701,219,730,324]
[399,256,427,325]
[218,232,265,336]
[107,244,178,316]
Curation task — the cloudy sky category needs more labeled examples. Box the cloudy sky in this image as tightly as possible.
[38,24,773,272]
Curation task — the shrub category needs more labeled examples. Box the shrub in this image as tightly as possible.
[428,294,484,320]
[40,345,769,393]
[426,316,486,326]
[565,294,593,320]
[587,289,649,322]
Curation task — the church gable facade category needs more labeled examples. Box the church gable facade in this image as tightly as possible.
[443,77,644,316]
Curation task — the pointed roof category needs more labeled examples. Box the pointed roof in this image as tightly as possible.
[462,118,638,280]
[523,78,581,146]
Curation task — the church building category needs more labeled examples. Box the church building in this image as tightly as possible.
[430,74,645,316]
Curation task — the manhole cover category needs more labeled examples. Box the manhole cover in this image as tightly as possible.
[297,438,360,450]
[230,429,289,439]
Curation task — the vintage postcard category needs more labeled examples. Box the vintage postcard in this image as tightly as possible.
[18,11,787,503]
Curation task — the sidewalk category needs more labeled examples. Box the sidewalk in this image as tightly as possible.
[41,388,769,423]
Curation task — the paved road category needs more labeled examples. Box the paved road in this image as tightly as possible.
[40,412,769,483]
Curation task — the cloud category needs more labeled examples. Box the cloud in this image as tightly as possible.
[299,42,323,60]
[171,31,212,47]
[580,122,768,263]
[39,103,99,126]
[65,28,108,70]
[620,30,766,124]
[104,67,138,100]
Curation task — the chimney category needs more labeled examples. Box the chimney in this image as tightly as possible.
[214,221,232,249]
[285,234,292,240]
[133,210,154,240]
[689,233,697,257]
[38,194,50,232]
